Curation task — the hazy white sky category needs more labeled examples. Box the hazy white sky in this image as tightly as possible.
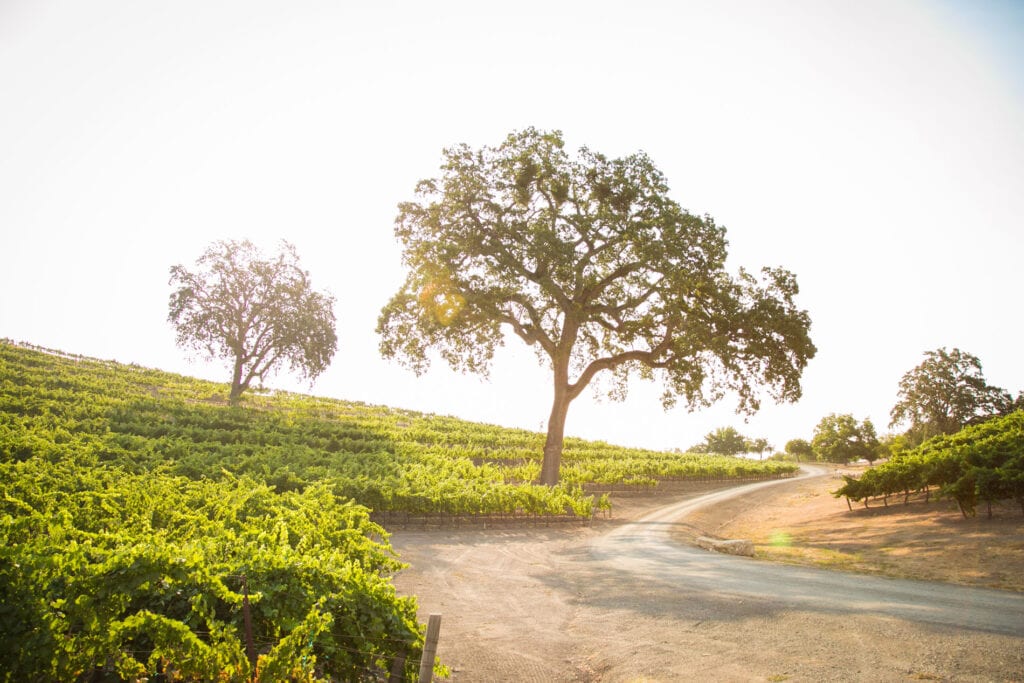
[2,0,1022,453]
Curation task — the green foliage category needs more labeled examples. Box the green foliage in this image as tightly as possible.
[0,458,421,681]
[833,411,1024,517]
[0,340,798,679]
[0,341,794,519]
[700,426,748,456]
[784,438,814,462]
[811,414,878,464]
[168,239,338,404]
[890,347,1013,445]
[378,128,816,484]
[874,432,911,462]
[768,451,798,462]
[745,437,772,458]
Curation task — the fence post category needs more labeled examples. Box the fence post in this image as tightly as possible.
[417,614,442,683]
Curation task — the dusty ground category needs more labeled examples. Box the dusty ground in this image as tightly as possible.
[390,474,1024,682]
[680,466,1024,592]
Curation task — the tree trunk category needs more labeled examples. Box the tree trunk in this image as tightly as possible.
[539,383,570,486]
[539,349,574,486]
[229,354,245,405]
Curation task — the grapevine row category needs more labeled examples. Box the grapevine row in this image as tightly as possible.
[833,410,1024,517]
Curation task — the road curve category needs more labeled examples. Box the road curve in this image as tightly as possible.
[589,465,1024,636]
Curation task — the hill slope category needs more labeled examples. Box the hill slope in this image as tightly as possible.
[0,340,794,680]
[0,340,795,519]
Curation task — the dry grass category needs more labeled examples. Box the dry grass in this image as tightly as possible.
[681,466,1024,591]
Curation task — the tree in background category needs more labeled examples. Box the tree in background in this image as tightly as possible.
[890,347,1012,445]
[875,432,912,462]
[168,240,337,405]
[697,427,748,456]
[784,438,814,462]
[746,437,772,460]
[812,413,879,464]
[378,129,816,485]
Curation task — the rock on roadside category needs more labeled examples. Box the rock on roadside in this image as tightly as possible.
[696,536,755,557]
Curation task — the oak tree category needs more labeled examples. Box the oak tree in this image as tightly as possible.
[746,437,772,460]
[700,426,749,456]
[784,438,814,462]
[378,129,816,485]
[812,413,879,464]
[169,239,337,404]
[890,347,1012,445]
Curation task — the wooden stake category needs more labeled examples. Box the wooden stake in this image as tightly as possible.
[417,614,442,683]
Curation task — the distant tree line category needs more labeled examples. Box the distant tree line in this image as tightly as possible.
[688,426,772,459]
[745,346,1023,519]
[762,347,1021,467]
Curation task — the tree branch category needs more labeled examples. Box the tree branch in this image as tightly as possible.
[567,322,676,401]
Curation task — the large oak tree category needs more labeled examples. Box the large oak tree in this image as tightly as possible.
[378,129,816,485]
[169,239,337,404]
[890,347,1013,444]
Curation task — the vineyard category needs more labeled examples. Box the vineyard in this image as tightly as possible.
[833,410,1024,518]
[0,340,795,680]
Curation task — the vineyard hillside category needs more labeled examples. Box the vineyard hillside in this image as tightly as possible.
[0,340,795,681]
[0,340,796,521]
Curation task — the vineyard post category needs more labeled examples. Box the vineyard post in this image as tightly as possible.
[417,613,442,682]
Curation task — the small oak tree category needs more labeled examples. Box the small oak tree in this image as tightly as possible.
[784,438,814,462]
[700,426,748,456]
[168,239,337,404]
[812,413,878,464]
[378,129,816,485]
[890,347,1012,445]
[746,437,772,460]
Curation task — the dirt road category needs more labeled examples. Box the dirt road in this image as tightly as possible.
[391,470,1024,681]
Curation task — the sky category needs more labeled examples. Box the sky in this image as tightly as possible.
[2,0,1023,454]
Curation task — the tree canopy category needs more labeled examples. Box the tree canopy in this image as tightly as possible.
[890,347,1012,445]
[168,239,337,404]
[695,426,749,456]
[812,413,879,464]
[378,129,816,485]
[746,437,772,460]
[784,438,814,462]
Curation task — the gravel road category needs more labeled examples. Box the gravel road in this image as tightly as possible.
[392,469,1024,681]
[592,467,1024,637]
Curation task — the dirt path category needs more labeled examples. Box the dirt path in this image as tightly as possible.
[681,465,1024,592]
[390,474,1024,681]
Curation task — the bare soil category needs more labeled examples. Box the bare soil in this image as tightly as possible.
[678,466,1024,592]
[390,474,1024,682]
